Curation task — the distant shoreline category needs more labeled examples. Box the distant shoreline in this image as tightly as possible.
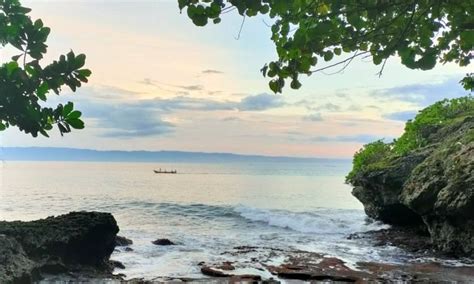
[0,147,351,163]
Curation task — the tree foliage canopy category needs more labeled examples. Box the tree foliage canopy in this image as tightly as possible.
[0,0,90,137]
[179,0,473,93]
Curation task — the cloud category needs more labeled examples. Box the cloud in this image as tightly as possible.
[149,96,235,111]
[138,79,204,92]
[79,100,175,138]
[202,69,224,74]
[100,111,174,138]
[53,88,287,139]
[141,78,156,86]
[303,113,323,121]
[149,93,285,112]
[222,116,241,121]
[372,78,469,106]
[311,134,393,143]
[383,110,418,122]
[313,103,342,112]
[237,93,285,111]
[177,84,203,91]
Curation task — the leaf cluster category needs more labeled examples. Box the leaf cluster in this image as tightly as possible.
[0,0,90,137]
[179,0,473,93]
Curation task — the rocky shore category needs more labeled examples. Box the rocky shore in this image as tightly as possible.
[1,210,473,282]
[0,211,120,283]
[350,116,474,257]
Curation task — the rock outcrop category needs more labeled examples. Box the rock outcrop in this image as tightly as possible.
[351,117,474,256]
[0,211,120,283]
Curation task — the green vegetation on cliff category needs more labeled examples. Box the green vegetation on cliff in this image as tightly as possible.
[347,95,474,183]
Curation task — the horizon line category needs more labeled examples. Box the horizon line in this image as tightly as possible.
[1,146,351,161]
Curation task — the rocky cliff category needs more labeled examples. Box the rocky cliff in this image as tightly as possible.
[0,211,120,283]
[350,114,473,257]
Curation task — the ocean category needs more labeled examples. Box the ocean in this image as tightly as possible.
[0,160,423,280]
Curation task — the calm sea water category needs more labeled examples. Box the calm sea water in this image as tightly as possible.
[0,160,415,280]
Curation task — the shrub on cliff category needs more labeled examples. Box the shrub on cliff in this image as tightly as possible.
[347,95,474,183]
[346,140,392,182]
[393,96,474,155]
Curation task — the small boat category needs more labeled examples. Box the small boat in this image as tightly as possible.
[153,169,177,174]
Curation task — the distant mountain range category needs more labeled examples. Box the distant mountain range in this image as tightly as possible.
[0,147,346,163]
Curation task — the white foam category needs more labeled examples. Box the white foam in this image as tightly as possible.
[234,205,389,235]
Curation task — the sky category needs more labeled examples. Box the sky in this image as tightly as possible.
[0,0,471,158]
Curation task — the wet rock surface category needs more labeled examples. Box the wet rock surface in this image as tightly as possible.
[152,238,176,246]
[194,246,474,283]
[348,226,435,254]
[116,235,133,247]
[0,211,120,283]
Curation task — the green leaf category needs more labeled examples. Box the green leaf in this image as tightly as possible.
[0,122,6,131]
[63,102,74,117]
[37,82,49,101]
[290,78,302,89]
[192,14,208,26]
[5,62,19,76]
[75,54,86,69]
[323,51,334,61]
[66,118,85,129]
[66,110,81,120]
[39,128,50,137]
[269,80,279,93]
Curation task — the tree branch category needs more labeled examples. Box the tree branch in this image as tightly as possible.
[310,51,370,74]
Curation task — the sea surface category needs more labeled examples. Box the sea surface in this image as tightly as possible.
[0,160,447,280]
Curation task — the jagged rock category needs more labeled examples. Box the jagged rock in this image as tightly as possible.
[400,119,474,255]
[116,235,133,247]
[0,211,120,282]
[351,150,429,225]
[0,235,39,283]
[351,116,474,256]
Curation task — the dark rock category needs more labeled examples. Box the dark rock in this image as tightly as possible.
[0,211,120,282]
[400,120,474,256]
[0,234,40,283]
[116,235,133,246]
[125,247,134,252]
[110,260,126,269]
[217,261,235,271]
[351,150,429,226]
[152,238,176,246]
[353,226,435,254]
[201,266,231,277]
[350,117,474,256]
[229,274,262,283]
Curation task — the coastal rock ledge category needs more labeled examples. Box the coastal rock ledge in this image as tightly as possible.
[0,211,120,283]
[351,116,474,256]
